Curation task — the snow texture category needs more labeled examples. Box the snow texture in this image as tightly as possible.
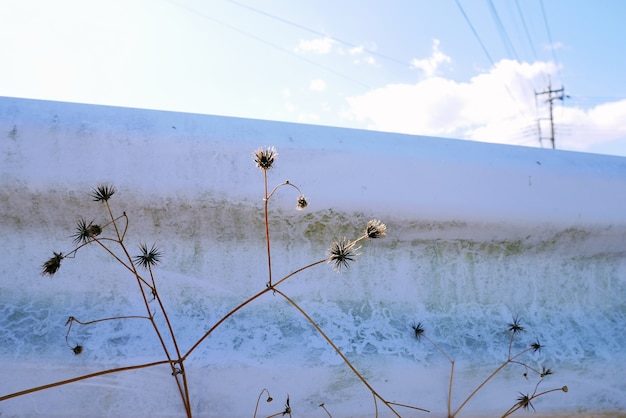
[1,96,625,417]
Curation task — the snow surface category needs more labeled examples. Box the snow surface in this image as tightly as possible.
[1,96,625,417]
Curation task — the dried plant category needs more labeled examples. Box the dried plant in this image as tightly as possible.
[3,145,568,418]
[411,318,567,417]
[4,146,403,418]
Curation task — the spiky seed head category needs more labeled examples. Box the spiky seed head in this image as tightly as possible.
[366,219,387,239]
[531,338,543,352]
[411,322,425,341]
[540,366,553,377]
[515,393,535,412]
[133,243,162,269]
[41,252,64,276]
[507,316,525,334]
[91,184,116,202]
[253,146,278,170]
[296,195,308,210]
[72,218,102,244]
[327,237,360,272]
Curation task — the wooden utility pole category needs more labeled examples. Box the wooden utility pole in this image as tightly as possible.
[535,78,566,149]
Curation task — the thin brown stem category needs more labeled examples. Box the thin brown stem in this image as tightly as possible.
[147,265,192,417]
[451,347,534,417]
[253,388,272,418]
[501,386,565,417]
[0,360,169,402]
[448,359,455,417]
[388,401,430,413]
[319,403,332,417]
[102,202,190,416]
[92,238,153,288]
[263,170,273,287]
[184,259,327,360]
[272,288,403,418]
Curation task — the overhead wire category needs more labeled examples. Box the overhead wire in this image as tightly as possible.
[454,0,532,123]
[223,0,411,68]
[163,0,372,88]
[514,0,537,60]
[486,0,519,61]
[539,0,563,83]
[454,0,496,67]
[487,0,545,121]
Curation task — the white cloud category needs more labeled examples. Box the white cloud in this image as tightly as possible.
[346,59,550,137]
[345,58,626,153]
[349,46,364,55]
[310,79,327,92]
[551,99,626,151]
[364,56,376,65]
[544,41,565,51]
[295,37,335,54]
[410,39,451,78]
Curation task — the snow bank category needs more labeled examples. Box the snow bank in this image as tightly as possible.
[1,96,625,417]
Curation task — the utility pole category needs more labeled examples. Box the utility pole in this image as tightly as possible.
[535,78,566,149]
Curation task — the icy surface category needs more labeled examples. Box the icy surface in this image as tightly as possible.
[1,96,625,417]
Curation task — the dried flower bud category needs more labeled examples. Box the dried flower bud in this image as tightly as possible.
[366,219,387,239]
[411,322,425,341]
[327,237,361,272]
[531,338,543,352]
[91,184,116,202]
[41,252,64,276]
[72,345,83,355]
[562,386,568,392]
[296,195,308,210]
[253,146,278,170]
[507,316,525,334]
[133,243,163,269]
[72,218,102,244]
[540,366,553,377]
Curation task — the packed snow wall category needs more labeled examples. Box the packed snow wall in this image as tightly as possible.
[1,96,625,417]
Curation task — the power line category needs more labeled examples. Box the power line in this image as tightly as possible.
[514,0,537,60]
[539,0,563,82]
[223,0,410,68]
[486,0,519,61]
[164,0,371,88]
[454,0,532,121]
[454,0,496,67]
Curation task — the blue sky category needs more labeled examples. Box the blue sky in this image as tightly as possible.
[1,0,626,156]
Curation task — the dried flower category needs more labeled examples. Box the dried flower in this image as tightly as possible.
[507,316,525,334]
[327,237,360,271]
[411,322,425,341]
[296,195,308,210]
[72,218,102,244]
[531,338,543,352]
[562,386,568,393]
[91,184,116,202]
[133,243,162,269]
[366,219,387,239]
[282,395,291,415]
[514,393,535,412]
[540,366,553,378]
[41,252,64,276]
[253,146,278,170]
[72,345,83,355]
